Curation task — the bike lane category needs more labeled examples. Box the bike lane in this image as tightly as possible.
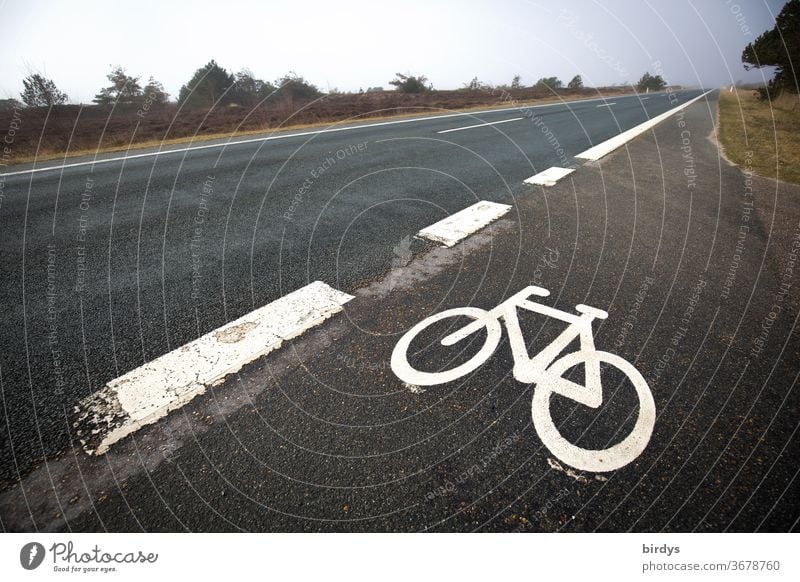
[2,92,798,533]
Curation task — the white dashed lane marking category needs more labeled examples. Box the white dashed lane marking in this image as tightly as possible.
[416,201,512,247]
[576,90,713,161]
[524,167,575,187]
[76,281,353,454]
[436,117,524,134]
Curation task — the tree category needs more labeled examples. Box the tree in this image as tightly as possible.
[389,73,432,93]
[275,72,321,100]
[234,69,277,105]
[178,60,236,108]
[511,74,522,89]
[636,72,666,92]
[535,77,562,90]
[567,75,584,89]
[142,77,170,105]
[93,66,143,105]
[20,74,68,107]
[0,98,22,111]
[742,0,799,97]
[463,77,485,91]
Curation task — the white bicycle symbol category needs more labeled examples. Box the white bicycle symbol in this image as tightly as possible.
[391,285,655,472]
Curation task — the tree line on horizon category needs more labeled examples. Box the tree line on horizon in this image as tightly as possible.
[10,63,670,111]
[7,0,798,112]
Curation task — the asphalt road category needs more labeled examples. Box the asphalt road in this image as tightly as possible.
[2,89,798,532]
[0,90,704,481]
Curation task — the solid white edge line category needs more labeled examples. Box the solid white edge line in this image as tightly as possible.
[524,167,576,187]
[417,201,512,247]
[0,91,696,177]
[436,117,524,134]
[76,281,353,454]
[575,90,713,161]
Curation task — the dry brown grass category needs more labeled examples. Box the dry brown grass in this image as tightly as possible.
[718,88,800,184]
[0,87,634,166]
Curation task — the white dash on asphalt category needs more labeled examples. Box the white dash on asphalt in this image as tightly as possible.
[576,90,713,161]
[436,117,524,134]
[524,167,576,187]
[417,201,511,247]
[596,102,616,107]
[76,281,353,454]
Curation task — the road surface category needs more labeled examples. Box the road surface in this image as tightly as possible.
[1,89,798,532]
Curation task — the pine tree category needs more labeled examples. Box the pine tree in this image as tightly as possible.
[178,60,236,108]
[567,75,584,89]
[142,77,170,104]
[93,66,143,105]
[20,74,68,107]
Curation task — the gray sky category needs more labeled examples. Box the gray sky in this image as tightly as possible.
[0,0,787,103]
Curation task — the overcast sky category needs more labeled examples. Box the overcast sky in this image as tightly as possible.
[0,0,787,103]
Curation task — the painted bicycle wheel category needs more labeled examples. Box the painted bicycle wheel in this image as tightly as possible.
[531,350,656,472]
[391,307,502,386]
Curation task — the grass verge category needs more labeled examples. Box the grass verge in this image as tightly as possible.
[717,89,800,185]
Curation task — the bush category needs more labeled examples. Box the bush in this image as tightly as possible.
[389,73,432,93]
[636,72,666,92]
[234,69,277,106]
[275,72,322,100]
[756,78,785,101]
[535,77,562,90]
[21,74,68,107]
[567,75,584,90]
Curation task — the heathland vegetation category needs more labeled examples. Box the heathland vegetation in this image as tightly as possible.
[2,64,657,163]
